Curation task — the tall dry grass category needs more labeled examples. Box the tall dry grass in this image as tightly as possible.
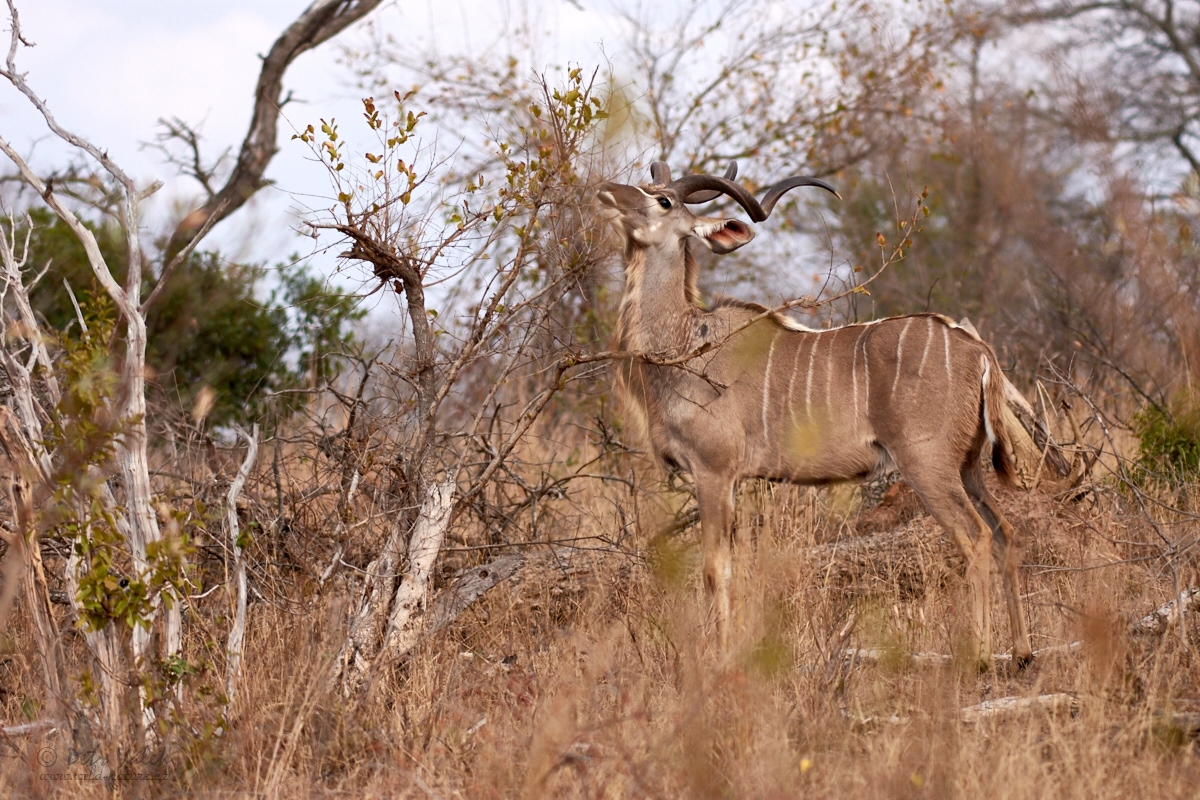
[2,418,1198,798]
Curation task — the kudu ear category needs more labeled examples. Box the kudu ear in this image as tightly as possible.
[596,182,649,209]
[694,218,755,254]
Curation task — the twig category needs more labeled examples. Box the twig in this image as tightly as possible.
[318,545,345,585]
[847,587,1198,670]
[62,277,88,333]
[139,197,228,315]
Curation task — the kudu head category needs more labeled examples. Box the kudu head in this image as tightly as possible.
[596,161,839,255]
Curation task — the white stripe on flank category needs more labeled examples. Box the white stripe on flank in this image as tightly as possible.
[825,329,836,412]
[942,324,951,382]
[804,332,819,417]
[862,328,871,403]
[891,317,913,396]
[786,335,804,429]
[762,331,779,440]
[852,327,868,420]
[916,316,933,377]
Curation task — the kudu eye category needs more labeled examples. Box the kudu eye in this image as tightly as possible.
[656,197,672,209]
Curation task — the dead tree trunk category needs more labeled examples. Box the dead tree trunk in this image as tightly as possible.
[0,215,134,751]
[377,480,455,666]
[0,409,66,722]
[225,424,259,709]
[333,479,455,695]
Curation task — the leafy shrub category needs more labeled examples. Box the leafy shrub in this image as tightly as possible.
[1132,392,1200,483]
[22,209,362,426]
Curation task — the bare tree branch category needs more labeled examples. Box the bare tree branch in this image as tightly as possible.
[165,0,386,256]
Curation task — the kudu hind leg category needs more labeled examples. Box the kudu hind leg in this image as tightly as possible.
[962,466,1033,666]
[896,461,995,670]
[696,473,737,650]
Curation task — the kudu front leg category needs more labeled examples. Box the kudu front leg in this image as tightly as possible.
[696,473,737,651]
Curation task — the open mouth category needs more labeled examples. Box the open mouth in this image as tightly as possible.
[694,218,752,251]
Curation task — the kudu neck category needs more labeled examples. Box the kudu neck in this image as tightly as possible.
[626,237,700,306]
[617,237,700,352]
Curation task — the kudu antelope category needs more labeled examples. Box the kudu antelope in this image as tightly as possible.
[597,162,1033,670]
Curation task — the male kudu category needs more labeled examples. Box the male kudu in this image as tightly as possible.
[597,162,1033,670]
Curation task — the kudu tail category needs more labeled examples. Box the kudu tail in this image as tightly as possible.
[981,354,1026,488]
[961,316,1065,488]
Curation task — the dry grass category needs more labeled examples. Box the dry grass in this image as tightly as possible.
[2,444,1199,798]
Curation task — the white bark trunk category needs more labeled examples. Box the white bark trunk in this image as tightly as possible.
[20,530,66,717]
[224,425,259,708]
[120,313,177,661]
[334,479,455,695]
[378,480,456,662]
[62,538,128,754]
[2,123,171,740]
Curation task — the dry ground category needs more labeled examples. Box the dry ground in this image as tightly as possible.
[2,467,1199,798]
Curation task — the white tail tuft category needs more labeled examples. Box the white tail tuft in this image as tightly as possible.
[981,355,997,445]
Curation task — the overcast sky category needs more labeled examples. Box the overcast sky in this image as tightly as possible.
[3,0,614,269]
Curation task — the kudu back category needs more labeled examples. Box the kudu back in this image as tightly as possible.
[597,162,1032,670]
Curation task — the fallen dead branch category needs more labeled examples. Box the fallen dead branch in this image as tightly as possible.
[844,640,1082,668]
[1130,587,1199,636]
[846,587,1196,669]
[960,693,1077,723]
[846,693,1197,733]
[0,719,57,737]
[959,696,1200,740]
[425,553,525,635]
